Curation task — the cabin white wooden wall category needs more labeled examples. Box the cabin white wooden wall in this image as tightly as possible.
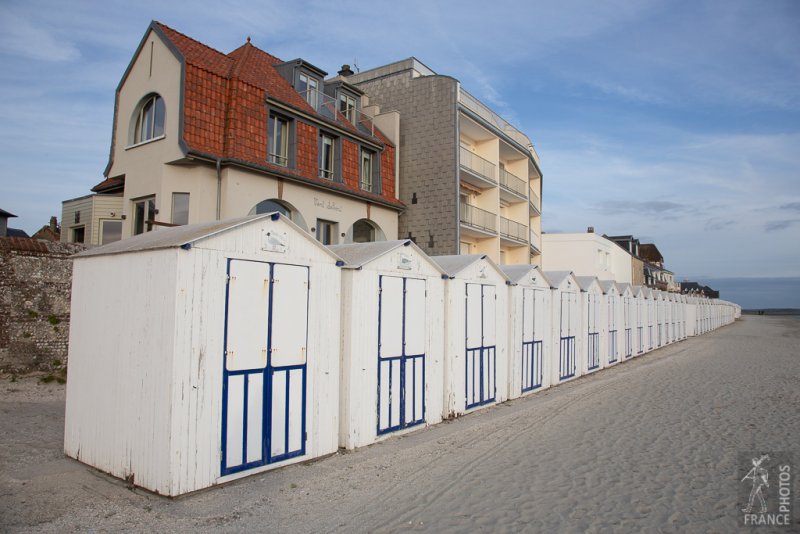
[579,283,603,375]
[171,229,342,494]
[65,219,342,496]
[604,288,622,366]
[507,278,551,399]
[65,250,180,496]
[441,264,508,418]
[549,281,580,385]
[338,252,444,450]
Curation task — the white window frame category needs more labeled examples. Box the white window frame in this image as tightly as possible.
[360,148,374,192]
[100,219,123,245]
[299,73,319,110]
[268,113,290,167]
[316,219,338,245]
[339,93,356,123]
[319,134,335,180]
[171,192,190,225]
[131,94,165,146]
[132,196,156,235]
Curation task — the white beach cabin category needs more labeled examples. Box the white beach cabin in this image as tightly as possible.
[685,295,698,337]
[432,255,509,417]
[330,240,446,450]
[643,287,656,351]
[599,280,621,366]
[632,286,647,356]
[501,265,552,398]
[544,271,581,384]
[64,214,342,496]
[575,276,604,374]
[655,290,667,347]
[618,283,634,359]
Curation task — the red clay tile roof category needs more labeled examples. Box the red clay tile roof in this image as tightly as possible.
[152,22,401,209]
[91,176,125,193]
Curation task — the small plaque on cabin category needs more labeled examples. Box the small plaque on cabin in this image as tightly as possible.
[262,230,288,253]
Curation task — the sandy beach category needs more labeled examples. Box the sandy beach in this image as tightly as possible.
[1,315,798,532]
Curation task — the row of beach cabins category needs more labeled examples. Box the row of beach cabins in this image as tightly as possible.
[64,214,740,496]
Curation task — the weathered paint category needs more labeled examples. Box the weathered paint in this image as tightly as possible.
[335,242,445,450]
[64,215,342,496]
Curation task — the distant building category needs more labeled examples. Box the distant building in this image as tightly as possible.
[680,281,720,299]
[541,228,636,283]
[63,21,402,246]
[0,208,29,238]
[61,177,124,245]
[32,217,61,242]
[607,235,677,291]
[347,58,542,264]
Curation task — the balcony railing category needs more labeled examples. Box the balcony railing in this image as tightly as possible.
[298,89,375,136]
[460,203,496,233]
[459,145,496,184]
[499,168,527,197]
[499,216,527,242]
[529,186,541,213]
[459,88,540,165]
[529,228,541,251]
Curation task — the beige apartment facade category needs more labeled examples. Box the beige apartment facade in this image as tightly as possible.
[541,231,636,284]
[348,58,542,265]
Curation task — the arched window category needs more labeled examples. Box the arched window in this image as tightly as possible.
[131,94,165,145]
[248,198,308,231]
[348,219,386,243]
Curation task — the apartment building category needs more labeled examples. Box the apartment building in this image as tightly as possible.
[541,228,636,284]
[64,21,402,245]
[347,58,542,265]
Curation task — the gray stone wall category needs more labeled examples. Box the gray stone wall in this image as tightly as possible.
[357,73,459,256]
[0,238,85,375]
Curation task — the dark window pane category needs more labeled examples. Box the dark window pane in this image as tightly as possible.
[101,221,122,244]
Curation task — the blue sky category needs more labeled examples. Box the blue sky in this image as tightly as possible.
[1,0,799,295]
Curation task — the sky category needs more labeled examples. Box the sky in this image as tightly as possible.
[1,0,799,304]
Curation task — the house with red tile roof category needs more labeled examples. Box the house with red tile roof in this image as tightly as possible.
[64,21,402,245]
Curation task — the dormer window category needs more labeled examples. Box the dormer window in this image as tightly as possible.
[339,93,356,123]
[298,73,319,110]
[131,94,165,145]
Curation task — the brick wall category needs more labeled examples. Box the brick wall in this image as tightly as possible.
[356,74,459,255]
[0,238,85,374]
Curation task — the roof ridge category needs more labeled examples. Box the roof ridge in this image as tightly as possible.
[153,21,229,60]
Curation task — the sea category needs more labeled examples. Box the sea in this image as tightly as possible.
[689,276,800,310]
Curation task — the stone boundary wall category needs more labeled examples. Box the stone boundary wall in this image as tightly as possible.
[0,238,86,374]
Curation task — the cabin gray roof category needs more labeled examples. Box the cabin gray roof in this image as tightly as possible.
[328,240,445,274]
[75,213,340,259]
[575,276,599,292]
[617,282,632,294]
[499,264,550,286]
[598,279,619,294]
[430,254,508,280]
[543,270,573,289]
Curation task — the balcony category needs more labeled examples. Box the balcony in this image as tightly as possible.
[459,146,496,190]
[499,168,527,203]
[529,186,541,215]
[298,89,375,136]
[499,216,527,244]
[459,89,540,166]
[529,228,541,254]
[460,203,496,237]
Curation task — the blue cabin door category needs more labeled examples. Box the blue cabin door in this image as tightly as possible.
[465,283,496,409]
[221,260,308,476]
[377,276,426,434]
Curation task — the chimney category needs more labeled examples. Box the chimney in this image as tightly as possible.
[587,226,594,233]
[49,216,58,232]
[338,64,354,77]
